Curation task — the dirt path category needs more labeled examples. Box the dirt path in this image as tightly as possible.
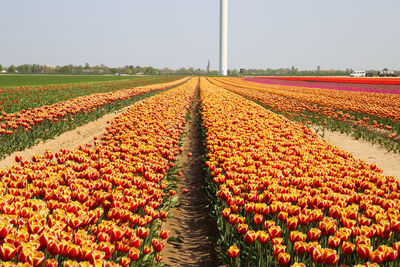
[161,92,220,266]
[0,105,134,170]
[322,129,400,178]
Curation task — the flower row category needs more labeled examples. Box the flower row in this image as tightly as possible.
[199,77,400,266]
[0,77,181,114]
[0,78,198,266]
[264,76,400,85]
[208,77,400,153]
[246,77,400,94]
[212,77,400,123]
[0,78,187,136]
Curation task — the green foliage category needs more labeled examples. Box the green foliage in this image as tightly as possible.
[7,65,16,73]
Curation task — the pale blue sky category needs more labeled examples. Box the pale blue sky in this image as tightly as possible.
[1,0,399,70]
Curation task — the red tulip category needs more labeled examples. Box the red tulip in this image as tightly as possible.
[357,244,372,259]
[253,213,263,225]
[28,251,46,267]
[155,254,163,262]
[237,223,248,235]
[307,228,321,241]
[128,248,140,261]
[256,230,270,244]
[277,252,290,265]
[290,231,306,243]
[228,214,239,225]
[369,250,384,264]
[143,245,152,255]
[227,245,240,258]
[268,225,282,238]
[45,259,58,267]
[273,244,286,257]
[152,238,165,252]
[119,257,131,267]
[97,232,111,242]
[136,227,149,239]
[278,211,288,221]
[159,230,169,239]
[323,248,339,265]
[312,247,324,264]
[286,216,298,230]
[0,243,17,261]
[328,236,341,248]
[98,242,114,260]
[342,241,355,255]
[244,230,257,244]
[288,238,303,253]
[384,247,398,262]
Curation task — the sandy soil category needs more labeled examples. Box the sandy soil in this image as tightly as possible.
[322,129,400,178]
[0,105,134,170]
[161,93,221,266]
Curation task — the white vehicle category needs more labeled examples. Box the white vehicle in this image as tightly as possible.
[350,71,366,77]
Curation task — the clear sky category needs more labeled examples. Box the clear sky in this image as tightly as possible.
[1,0,399,71]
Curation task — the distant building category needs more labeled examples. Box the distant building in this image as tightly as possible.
[207,60,210,74]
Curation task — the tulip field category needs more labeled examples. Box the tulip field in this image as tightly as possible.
[208,77,400,153]
[0,75,399,266]
[200,78,400,266]
[0,77,186,159]
[0,78,198,266]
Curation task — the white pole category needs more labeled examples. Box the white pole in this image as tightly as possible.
[220,0,228,76]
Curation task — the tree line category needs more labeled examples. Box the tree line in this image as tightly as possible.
[0,64,397,76]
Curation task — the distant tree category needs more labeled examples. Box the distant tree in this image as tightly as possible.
[17,64,30,73]
[0,64,2,71]
[8,65,16,73]
[84,63,90,70]
[59,65,72,73]
[75,65,84,73]
[32,64,42,73]
[176,67,187,75]
[187,67,195,75]
[230,69,238,76]
[144,67,156,75]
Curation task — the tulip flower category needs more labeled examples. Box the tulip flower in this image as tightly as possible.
[227,245,240,258]
[244,230,257,244]
[342,241,355,255]
[128,248,140,262]
[277,252,290,265]
[152,238,165,253]
[119,257,131,267]
[294,241,307,255]
[159,230,169,240]
[45,259,58,267]
[0,243,17,261]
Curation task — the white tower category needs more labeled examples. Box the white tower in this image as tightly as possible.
[219,0,228,76]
